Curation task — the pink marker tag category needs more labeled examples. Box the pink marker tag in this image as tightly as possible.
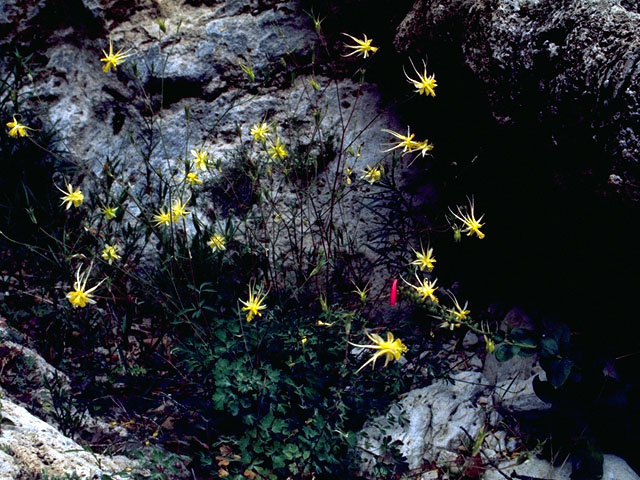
[390,278,398,306]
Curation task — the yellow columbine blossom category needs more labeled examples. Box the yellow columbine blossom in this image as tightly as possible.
[101,244,121,264]
[240,283,268,322]
[410,246,436,272]
[6,116,31,137]
[66,265,104,308]
[413,139,434,158]
[207,233,226,253]
[153,207,172,227]
[381,127,417,153]
[484,335,496,354]
[404,59,437,97]
[190,148,209,171]
[403,274,438,303]
[100,39,132,73]
[342,33,378,58]
[450,199,485,239]
[101,205,118,220]
[250,122,271,142]
[171,198,190,221]
[361,164,383,184]
[349,331,407,373]
[352,281,370,303]
[185,171,203,186]
[57,183,84,209]
[267,137,288,161]
[442,295,470,330]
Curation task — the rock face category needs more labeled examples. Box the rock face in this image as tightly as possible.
[0,390,132,479]
[394,0,640,203]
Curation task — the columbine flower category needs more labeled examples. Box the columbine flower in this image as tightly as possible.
[101,205,118,220]
[100,39,132,73]
[240,283,268,322]
[250,122,271,142]
[207,233,226,253]
[403,273,439,303]
[361,164,383,184]
[484,335,496,354]
[171,198,190,222]
[404,58,437,97]
[6,116,32,137]
[267,137,288,161]
[413,139,434,158]
[57,183,84,209]
[450,198,485,239]
[153,207,172,227]
[101,244,121,264]
[442,295,470,330]
[410,246,436,272]
[190,148,209,171]
[352,281,370,303]
[349,331,407,373]
[67,265,104,308]
[239,62,255,81]
[342,33,378,58]
[185,171,203,186]
[381,127,417,153]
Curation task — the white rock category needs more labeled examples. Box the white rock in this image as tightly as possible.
[358,371,488,472]
[0,390,133,478]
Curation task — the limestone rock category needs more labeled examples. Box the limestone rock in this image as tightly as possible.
[483,453,639,480]
[0,389,133,479]
[358,371,491,471]
[395,0,640,204]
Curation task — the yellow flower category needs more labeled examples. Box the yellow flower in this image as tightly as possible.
[342,33,378,58]
[56,183,84,210]
[410,246,436,272]
[404,59,437,97]
[443,295,470,329]
[484,335,496,354]
[349,331,407,373]
[66,265,104,308]
[267,137,288,161]
[239,62,255,81]
[361,164,383,184]
[352,281,370,303]
[345,165,353,185]
[450,198,485,239]
[250,122,271,142]
[101,205,118,220]
[6,116,32,137]
[190,148,209,171]
[381,127,418,153]
[207,233,226,253]
[100,39,132,73]
[101,244,121,264]
[153,207,172,227]
[403,273,438,303]
[301,336,308,345]
[240,283,268,322]
[185,171,203,186]
[171,198,190,221]
[413,139,434,158]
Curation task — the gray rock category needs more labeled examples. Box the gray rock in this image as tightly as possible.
[0,389,133,479]
[483,454,639,480]
[358,371,490,471]
[394,0,640,204]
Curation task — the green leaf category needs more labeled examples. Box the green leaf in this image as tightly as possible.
[540,337,559,357]
[510,328,537,349]
[494,343,517,362]
[549,358,574,388]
